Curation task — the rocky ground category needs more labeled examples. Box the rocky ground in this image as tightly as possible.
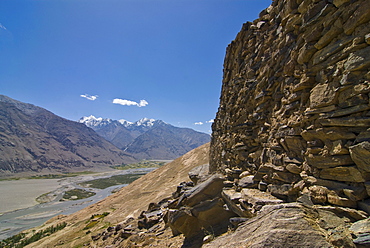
[83,164,370,248]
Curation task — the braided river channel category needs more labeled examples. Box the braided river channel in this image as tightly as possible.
[0,168,155,240]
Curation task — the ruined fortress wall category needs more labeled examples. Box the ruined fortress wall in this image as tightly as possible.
[210,0,370,209]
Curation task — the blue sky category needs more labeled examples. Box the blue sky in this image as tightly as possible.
[0,0,271,133]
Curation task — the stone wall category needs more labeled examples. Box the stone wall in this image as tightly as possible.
[210,0,370,211]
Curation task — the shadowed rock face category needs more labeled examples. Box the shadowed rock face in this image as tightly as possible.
[0,95,135,176]
[210,0,370,212]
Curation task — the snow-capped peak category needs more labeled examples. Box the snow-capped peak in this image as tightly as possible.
[79,115,160,129]
[134,118,156,127]
[118,119,133,127]
[79,115,113,128]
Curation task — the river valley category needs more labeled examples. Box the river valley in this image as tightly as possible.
[0,168,155,240]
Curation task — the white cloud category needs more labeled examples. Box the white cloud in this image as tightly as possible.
[138,100,149,107]
[113,98,149,107]
[195,122,204,125]
[0,23,7,30]
[80,94,98,101]
[206,119,214,123]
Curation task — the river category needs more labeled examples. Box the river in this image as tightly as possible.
[0,168,155,240]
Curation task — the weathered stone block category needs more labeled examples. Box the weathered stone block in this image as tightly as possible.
[177,174,224,207]
[358,199,370,215]
[272,171,301,184]
[203,203,335,248]
[343,0,370,35]
[267,184,293,200]
[319,117,370,127]
[349,141,370,172]
[344,46,370,71]
[286,163,302,174]
[301,128,356,141]
[309,185,328,204]
[238,175,258,188]
[338,94,368,108]
[333,0,350,8]
[320,166,365,182]
[326,104,370,118]
[350,218,370,246]
[242,188,283,209]
[188,164,210,184]
[338,81,370,102]
[191,197,236,233]
[222,189,253,218]
[309,83,338,108]
[312,36,353,65]
[306,155,354,168]
[314,25,342,50]
[356,131,370,143]
[166,209,201,237]
[327,190,357,208]
[329,140,349,155]
[297,43,317,64]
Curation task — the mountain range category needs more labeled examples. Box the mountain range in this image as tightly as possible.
[0,95,210,177]
[79,115,211,160]
[0,95,136,177]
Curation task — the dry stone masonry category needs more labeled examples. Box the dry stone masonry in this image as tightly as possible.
[210,0,370,213]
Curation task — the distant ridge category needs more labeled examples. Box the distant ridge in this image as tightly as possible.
[79,115,211,160]
[0,95,136,177]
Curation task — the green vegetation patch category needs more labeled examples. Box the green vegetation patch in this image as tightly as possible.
[0,222,67,248]
[79,173,146,189]
[61,188,96,201]
[112,160,166,170]
[83,212,110,230]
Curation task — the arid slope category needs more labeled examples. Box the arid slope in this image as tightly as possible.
[25,143,210,248]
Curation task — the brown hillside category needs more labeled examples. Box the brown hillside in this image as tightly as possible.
[25,143,209,248]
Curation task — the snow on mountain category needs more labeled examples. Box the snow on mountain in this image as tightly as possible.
[79,115,159,129]
[118,119,133,127]
[134,118,156,127]
[78,115,114,128]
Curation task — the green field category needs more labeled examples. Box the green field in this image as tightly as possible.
[61,188,96,201]
[78,173,147,189]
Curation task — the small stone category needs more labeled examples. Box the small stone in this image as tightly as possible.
[203,235,213,244]
[229,217,249,227]
[309,185,328,204]
[330,140,349,155]
[366,33,370,45]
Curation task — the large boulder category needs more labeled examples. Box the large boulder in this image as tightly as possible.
[177,174,224,207]
[204,203,356,248]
